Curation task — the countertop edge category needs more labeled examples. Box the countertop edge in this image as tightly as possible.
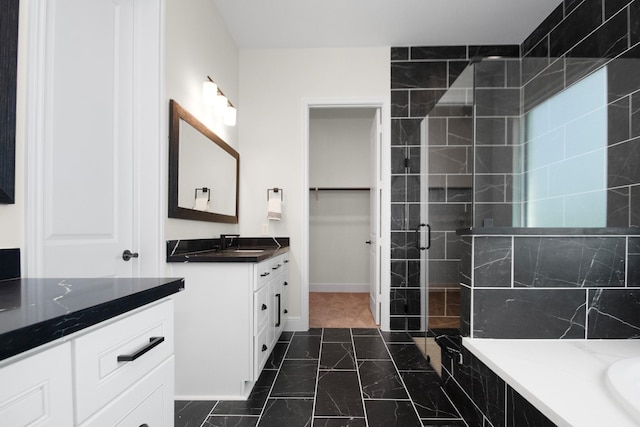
[166,246,290,263]
[0,278,184,363]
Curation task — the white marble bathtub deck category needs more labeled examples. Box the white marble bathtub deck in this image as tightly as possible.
[463,338,640,427]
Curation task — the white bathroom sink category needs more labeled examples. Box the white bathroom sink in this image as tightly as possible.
[606,356,640,422]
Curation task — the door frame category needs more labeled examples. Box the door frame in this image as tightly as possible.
[301,98,390,331]
[24,0,166,277]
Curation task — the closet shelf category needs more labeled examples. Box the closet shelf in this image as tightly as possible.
[309,187,371,191]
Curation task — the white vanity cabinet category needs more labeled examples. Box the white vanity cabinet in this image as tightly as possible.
[0,299,175,427]
[171,251,289,399]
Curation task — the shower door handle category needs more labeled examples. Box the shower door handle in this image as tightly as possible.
[415,223,431,251]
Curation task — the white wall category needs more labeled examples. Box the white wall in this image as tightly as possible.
[165,0,240,240]
[238,47,390,324]
[0,0,27,251]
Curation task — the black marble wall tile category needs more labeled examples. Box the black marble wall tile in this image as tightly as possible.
[473,237,512,288]
[447,186,472,203]
[459,237,472,287]
[390,289,421,315]
[475,88,521,116]
[474,203,514,227]
[428,231,446,260]
[391,261,407,287]
[568,8,628,59]
[607,187,630,227]
[476,117,506,145]
[523,58,565,112]
[391,204,405,231]
[475,61,506,88]
[460,285,471,336]
[632,0,640,45]
[632,92,640,139]
[411,46,467,60]
[522,50,551,87]
[407,204,422,230]
[473,288,587,338]
[0,248,20,280]
[429,147,468,174]
[446,231,466,261]
[549,0,603,58]
[564,0,583,15]
[605,0,633,19]
[428,117,447,145]
[391,118,421,146]
[449,61,469,85]
[475,175,506,203]
[522,3,564,55]
[588,288,640,338]
[391,176,406,203]
[506,387,556,427]
[514,237,626,288]
[407,147,421,173]
[607,53,640,102]
[391,47,409,61]
[632,186,640,226]
[469,45,519,59]
[391,91,409,118]
[391,62,448,89]
[506,60,521,87]
[629,257,640,287]
[566,57,609,88]
[608,137,640,187]
[410,89,448,117]
[391,147,406,175]
[429,260,461,286]
[428,203,472,231]
[441,370,486,427]
[447,117,473,146]
[608,96,631,145]
[475,146,515,174]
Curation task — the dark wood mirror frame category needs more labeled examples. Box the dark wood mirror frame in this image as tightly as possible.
[0,0,19,204]
[168,99,239,223]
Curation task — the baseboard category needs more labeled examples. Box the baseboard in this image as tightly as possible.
[284,315,306,331]
[310,283,369,293]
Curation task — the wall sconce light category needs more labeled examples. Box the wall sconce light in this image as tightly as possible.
[203,75,237,126]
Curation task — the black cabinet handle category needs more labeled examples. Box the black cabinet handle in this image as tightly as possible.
[272,264,281,270]
[260,272,270,277]
[275,293,281,327]
[283,259,289,263]
[262,303,267,310]
[284,281,288,286]
[284,309,288,314]
[262,344,268,352]
[118,337,164,362]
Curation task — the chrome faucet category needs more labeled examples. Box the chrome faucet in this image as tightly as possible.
[220,234,240,251]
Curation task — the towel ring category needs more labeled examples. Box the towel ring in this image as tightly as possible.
[195,187,210,201]
[267,188,283,201]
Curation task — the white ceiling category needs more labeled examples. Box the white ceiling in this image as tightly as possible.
[212,0,563,49]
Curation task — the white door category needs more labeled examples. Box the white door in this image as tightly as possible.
[369,109,382,324]
[36,0,136,277]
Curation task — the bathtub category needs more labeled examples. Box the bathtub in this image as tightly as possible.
[463,338,640,427]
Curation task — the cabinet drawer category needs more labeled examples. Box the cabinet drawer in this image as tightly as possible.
[253,325,270,377]
[254,283,270,332]
[79,357,174,427]
[254,254,286,291]
[74,300,174,424]
[0,343,73,427]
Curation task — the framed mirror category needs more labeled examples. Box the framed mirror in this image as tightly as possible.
[168,99,239,223]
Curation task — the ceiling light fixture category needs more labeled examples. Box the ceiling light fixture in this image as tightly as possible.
[203,75,237,126]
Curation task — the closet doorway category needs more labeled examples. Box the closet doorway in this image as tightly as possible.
[307,106,382,328]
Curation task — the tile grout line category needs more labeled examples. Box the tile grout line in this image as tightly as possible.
[352,328,371,427]
[254,331,295,426]
[310,328,323,426]
[378,332,426,425]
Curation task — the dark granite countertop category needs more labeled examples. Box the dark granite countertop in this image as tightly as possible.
[166,237,290,263]
[0,277,184,362]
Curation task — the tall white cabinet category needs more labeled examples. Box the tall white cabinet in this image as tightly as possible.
[170,252,289,399]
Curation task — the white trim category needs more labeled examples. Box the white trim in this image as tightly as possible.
[302,97,391,332]
[310,283,371,293]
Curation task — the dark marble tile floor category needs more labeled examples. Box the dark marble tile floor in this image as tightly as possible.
[175,328,466,427]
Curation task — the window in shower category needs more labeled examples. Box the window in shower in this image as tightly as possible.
[520,67,608,227]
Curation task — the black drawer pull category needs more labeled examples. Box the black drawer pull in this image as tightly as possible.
[275,293,281,327]
[262,303,267,310]
[118,337,164,362]
[262,344,268,352]
[272,264,281,270]
[260,272,270,277]
[284,309,288,314]
[284,281,288,286]
[283,259,289,263]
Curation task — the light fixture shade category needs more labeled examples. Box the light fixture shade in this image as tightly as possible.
[202,81,218,105]
[224,105,237,126]
[214,93,228,114]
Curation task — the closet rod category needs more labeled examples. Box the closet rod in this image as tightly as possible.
[309,187,371,191]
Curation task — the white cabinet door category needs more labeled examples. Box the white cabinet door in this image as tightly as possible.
[0,343,73,427]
